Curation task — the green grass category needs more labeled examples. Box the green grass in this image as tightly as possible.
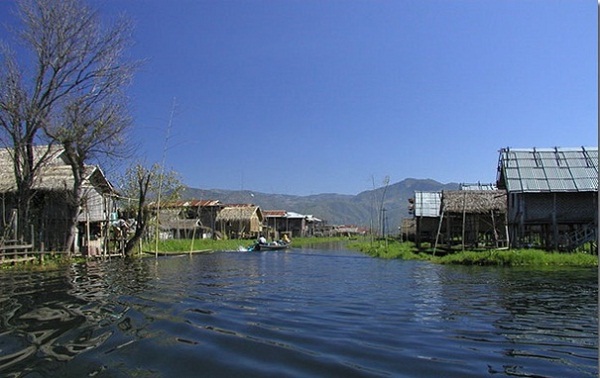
[350,239,598,267]
[0,254,85,271]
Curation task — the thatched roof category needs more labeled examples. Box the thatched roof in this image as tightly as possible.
[0,145,114,194]
[160,219,201,231]
[442,190,507,213]
[216,206,263,222]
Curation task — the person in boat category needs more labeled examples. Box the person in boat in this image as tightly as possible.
[282,234,291,244]
[258,235,267,245]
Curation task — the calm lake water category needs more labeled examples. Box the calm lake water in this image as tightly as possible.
[0,246,597,377]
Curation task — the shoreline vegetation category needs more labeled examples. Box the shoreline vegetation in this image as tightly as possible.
[349,239,598,267]
[1,237,597,270]
[140,237,598,267]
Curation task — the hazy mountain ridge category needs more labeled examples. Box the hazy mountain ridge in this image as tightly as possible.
[182,178,459,231]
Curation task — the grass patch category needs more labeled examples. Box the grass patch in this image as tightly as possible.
[349,240,598,267]
[0,254,85,271]
[349,239,426,260]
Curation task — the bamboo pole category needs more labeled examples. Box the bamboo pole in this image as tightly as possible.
[433,210,444,256]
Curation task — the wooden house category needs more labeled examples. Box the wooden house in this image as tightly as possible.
[215,204,263,239]
[154,199,222,239]
[263,210,287,239]
[413,188,508,251]
[0,146,117,254]
[412,191,442,248]
[496,147,598,251]
[263,210,319,238]
[436,189,508,250]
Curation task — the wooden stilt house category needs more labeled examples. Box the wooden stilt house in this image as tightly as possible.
[153,199,222,239]
[0,146,117,254]
[496,147,598,251]
[215,204,263,239]
[436,189,508,250]
[413,191,442,248]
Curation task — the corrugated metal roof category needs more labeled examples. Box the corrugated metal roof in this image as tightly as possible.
[414,191,441,217]
[159,199,221,208]
[263,210,287,217]
[498,147,598,193]
[460,183,497,190]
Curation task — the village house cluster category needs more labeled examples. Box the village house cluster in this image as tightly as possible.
[403,146,598,253]
[151,200,329,241]
[0,145,596,257]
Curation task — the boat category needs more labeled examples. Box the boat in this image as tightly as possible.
[247,242,290,252]
[142,249,213,256]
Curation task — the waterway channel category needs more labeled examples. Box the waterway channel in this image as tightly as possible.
[0,245,597,377]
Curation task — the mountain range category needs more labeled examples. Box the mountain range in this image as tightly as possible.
[182,178,459,232]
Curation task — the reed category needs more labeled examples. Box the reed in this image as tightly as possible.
[438,249,598,267]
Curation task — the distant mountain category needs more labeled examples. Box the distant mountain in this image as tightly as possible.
[182,178,459,232]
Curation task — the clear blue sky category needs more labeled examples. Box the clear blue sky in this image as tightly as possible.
[1,0,597,196]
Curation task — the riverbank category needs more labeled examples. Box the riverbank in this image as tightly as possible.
[0,254,86,271]
[349,239,599,267]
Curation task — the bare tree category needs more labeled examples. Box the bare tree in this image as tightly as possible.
[0,0,137,250]
[118,163,183,256]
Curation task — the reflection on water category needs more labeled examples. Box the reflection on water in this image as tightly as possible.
[0,259,151,376]
[0,250,597,377]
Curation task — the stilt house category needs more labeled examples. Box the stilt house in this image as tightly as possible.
[496,147,598,251]
[437,189,508,250]
[413,187,508,250]
[0,146,117,253]
[153,199,222,239]
[215,204,263,239]
[413,191,442,248]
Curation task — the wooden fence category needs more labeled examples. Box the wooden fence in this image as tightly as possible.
[0,240,36,264]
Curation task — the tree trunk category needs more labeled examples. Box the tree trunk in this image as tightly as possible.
[64,185,83,256]
[124,172,151,256]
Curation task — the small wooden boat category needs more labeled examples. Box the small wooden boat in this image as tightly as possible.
[247,242,290,252]
[142,249,213,256]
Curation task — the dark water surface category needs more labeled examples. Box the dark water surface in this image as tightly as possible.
[0,246,597,377]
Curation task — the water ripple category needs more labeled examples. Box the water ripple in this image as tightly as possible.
[0,251,596,377]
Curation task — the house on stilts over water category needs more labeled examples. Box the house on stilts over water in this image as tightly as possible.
[496,146,598,252]
[0,145,118,255]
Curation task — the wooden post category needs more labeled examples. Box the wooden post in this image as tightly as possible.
[433,210,444,256]
[552,193,558,250]
[86,208,91,258]
[462,192,467,252]
[190,220,197,255]
[490,209,498,248]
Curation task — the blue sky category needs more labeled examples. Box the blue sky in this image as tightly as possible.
[0,0,597,196]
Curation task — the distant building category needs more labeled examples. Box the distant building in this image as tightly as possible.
[152,199,222,239]
[215,204,263,239]
[263,210,322,238]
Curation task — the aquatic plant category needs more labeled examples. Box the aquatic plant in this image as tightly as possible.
[351,240,598,267]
